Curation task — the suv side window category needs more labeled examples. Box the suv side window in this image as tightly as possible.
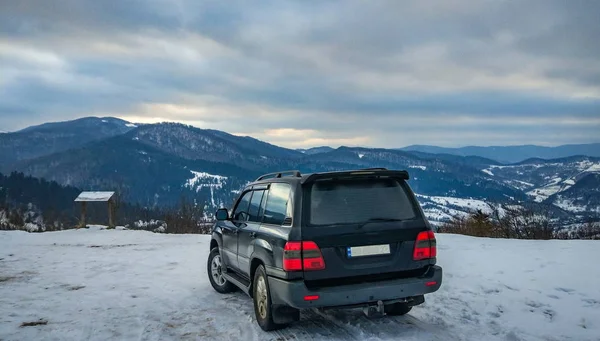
[248,190,266,222]
[232,191,252,221]
[263,183,292,226]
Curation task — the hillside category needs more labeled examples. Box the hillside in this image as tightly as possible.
[12,131,528,209]
[481,156,600,208]
[0,117,136,170]
[297,146,335,155]
[1,229,598,341]
[128,123,301,171]
[13,135,256,208]
[549,173,600,215]
[295,147,527,201]
[2,117,599,225]
[0,172,165,231]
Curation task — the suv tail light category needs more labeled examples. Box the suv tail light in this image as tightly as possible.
[413,230,437,260]
[283,241,326,271]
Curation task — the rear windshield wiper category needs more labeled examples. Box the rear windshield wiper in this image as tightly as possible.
[357,218,402,230]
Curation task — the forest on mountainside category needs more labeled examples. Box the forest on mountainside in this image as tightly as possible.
[0,172,208,234]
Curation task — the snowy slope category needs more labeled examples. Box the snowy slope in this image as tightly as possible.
[185,171,229,207]
[484,158,600,204]
[417,194,494,223]
[1,228,598,341]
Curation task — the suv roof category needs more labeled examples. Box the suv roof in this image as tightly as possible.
[250,168,410,187]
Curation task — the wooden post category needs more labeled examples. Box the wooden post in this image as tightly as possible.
[80,202,87,229]
[108,200,115,229]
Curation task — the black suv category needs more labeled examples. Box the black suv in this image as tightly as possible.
[207,168,442,331]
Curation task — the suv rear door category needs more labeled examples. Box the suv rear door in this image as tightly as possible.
[237,187,267,276]
[301,175,430,283]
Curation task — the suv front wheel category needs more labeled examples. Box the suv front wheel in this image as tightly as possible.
[207,248,235,294]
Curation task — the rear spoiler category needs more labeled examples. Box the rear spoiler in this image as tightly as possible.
[301,169,410,185]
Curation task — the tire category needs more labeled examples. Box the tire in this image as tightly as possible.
[385,302,413,316]
[207,248,236,294]
[253,265,285,331]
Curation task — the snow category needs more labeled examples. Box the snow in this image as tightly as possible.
[575,160,600,173]
[0,229,598,341]
[185,171,228,207]
[74,192,115,202]
[416,195,490,223]
[554,198,588,213]
[125,123,138,128]
[101,119,108,123]
[419,195,492,214]
[409,165,427,171]
[584,163,600,172]
[505,179,535,190]
[527,186,562,203]
[358,153,365,159]
[481,169,494,176]
[526,178,575,203]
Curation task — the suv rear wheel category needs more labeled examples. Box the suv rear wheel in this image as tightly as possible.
[207,248,235,293]
[385,302,412,316]
[253,265,284,331]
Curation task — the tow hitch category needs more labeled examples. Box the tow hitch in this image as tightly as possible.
[363,300,385,317]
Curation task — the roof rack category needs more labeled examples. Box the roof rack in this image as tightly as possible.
[256,170,302,182]
[301,169,409,184]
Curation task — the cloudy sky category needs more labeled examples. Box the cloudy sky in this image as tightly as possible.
[1,0,599,148]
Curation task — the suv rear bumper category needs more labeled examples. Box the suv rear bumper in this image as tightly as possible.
[268,265,442,309]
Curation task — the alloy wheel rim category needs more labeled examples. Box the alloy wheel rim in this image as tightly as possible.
[256,276,268,319]
[211,255,226,286]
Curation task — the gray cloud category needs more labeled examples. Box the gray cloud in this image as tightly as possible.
[0,0,599,148]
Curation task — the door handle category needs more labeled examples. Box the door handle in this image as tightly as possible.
[250,232,256,239]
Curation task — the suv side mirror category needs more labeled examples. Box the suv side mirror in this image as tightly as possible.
[215,208,229,221]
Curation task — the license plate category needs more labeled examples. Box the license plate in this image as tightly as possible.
[347,244,391,258]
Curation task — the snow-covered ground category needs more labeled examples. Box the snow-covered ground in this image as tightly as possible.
[1,228,599,341]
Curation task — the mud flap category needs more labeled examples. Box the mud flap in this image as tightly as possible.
[408,295,425,307]
[272,305,300,324]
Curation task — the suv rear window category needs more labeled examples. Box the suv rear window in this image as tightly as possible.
[308,178,417,226]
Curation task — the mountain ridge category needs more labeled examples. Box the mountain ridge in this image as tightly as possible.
[399,143,600,163]
[1,116,599,224]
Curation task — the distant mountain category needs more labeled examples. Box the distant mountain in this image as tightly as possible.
[17,116,136,134]
[405,151,502,168]
[297,146,335,155]
[13,134,258,208]
[127,123,302,171]
[11,127,527,209]
[479,156,600,216]
[549,173,600,215]
[207,129,303,159]
[400,143,600,163]
[0,116,137,170]
[3,117,599,226]
[294,146,527,201]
